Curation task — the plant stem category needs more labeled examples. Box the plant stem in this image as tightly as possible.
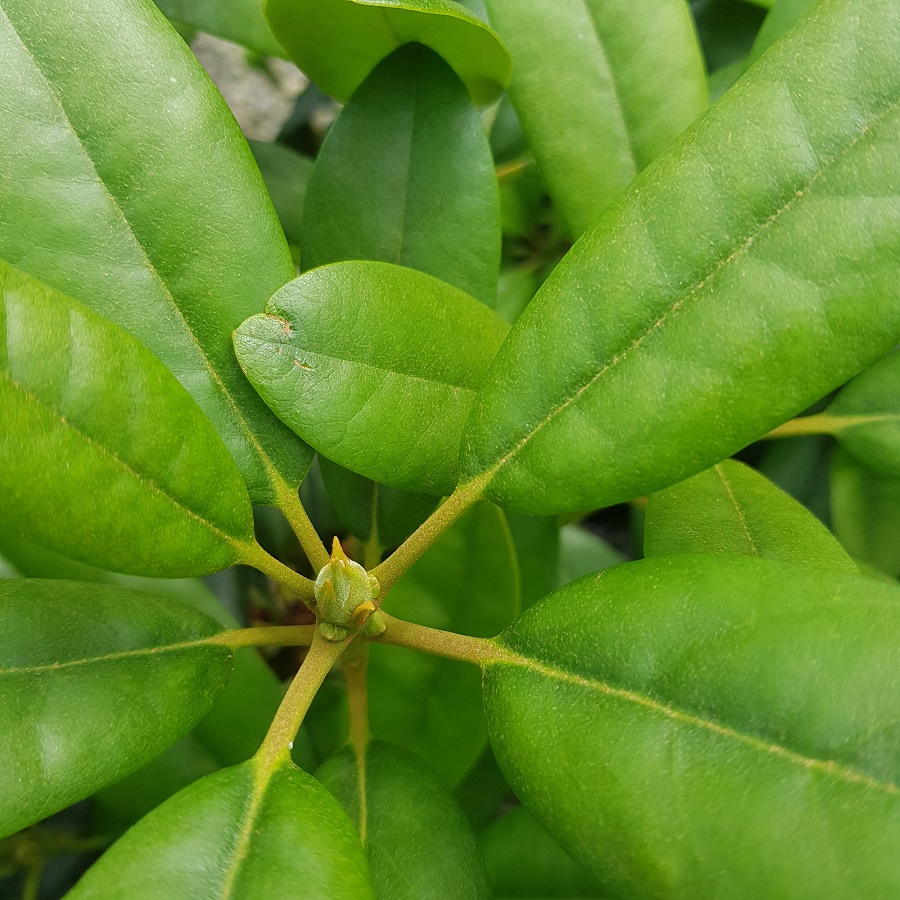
[276,483,331,572]
[22,863,42,900]
[215,624,317,649]
[257,630,348,769]
[764,413,838,439]
[370,613,507,665]
[370,476,487,593]
[241,542,316,605]
[342,646,370,845]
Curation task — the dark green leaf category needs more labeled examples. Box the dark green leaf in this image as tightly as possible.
[747,0,818,65]
[0,0,311,504]
[484,555,900,896]
[317,740,489,899]
[303,43,500,306]
[484,0,707,237]
[692,0,767,73]
[644,458,856,572]
[0,580,233,839]
[557,524,624,588]
[831,446,900,579]
[369,504,519,783]
[0,262,254,576]
[70,758,375,898]
[505,513,560,609]
[463,0,900,515]
[235,262,509,495]
[454,747,511,829]
[265,0,511,105]
[756,434,832,523]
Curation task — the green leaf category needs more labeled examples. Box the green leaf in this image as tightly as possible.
[317,740,490,899]
[747,0,818,66]
[479,806,602,899]
[483,555,900,897]
[0,580,233,840]
[463,0,900,515]
[69,758,375,898]
[248,140,314,258]
[824,349,900,478]
[302,43,501,307]
[831,446,900,580]
[692,0,767,73]
[644,458,856,572]
[369,504,519,783]
[0,0,311,504]
[505,513,560,609]
[756,433,832,523]
[0,262,254,577]
[153,0,285,57]
[265,0,511,105]
[483,0,708,237]
[235,262,509,495]
[454,747,511,830]
[557,524,624,588]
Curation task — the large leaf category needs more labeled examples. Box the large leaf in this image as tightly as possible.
[644,458,856,571]
[483,0,707,237]
[0,0,310,504]
[0,262,254,576]
[317,740,489,899]
[302,43,500,306]
[831,446,900,579]
[462,0,900,515]
[69,758,375,898]
[153,0,284,57]
[235,262,509,495]
[483,555,900,897]
[0,580,233,839]
[369,504,519,783]
[266,0,510,105]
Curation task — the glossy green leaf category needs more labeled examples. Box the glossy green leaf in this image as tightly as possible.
[370,504,519,783]
[644,458,856,572]
[266,0,510,105]
[479,806,602,899]
[248,140,314,258]
[824,349,900,478]
[557,524,624,588]
[0,0,311,504]
[831,446,900,580]
[235,262,509,496]
[70,758,375,898]
[747,0,818,65]
[0,262,254,576]
[302,43,500,306]
[463,0,900,515]
[484,0,708,237]
[484,555,900,897]
[154,0,285,57]
[317,740,490,899]
[0,580,233,840]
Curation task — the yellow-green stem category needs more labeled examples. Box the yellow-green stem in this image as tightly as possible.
[372,612,508,665]
[241,542,316,605]
[764,413,839,439]
[343,647,370,845]
[276,483,331,572]
[216,624,317,649]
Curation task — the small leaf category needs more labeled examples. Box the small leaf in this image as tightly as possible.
[644,458,856,572]
[484,555,900,896]
[317,740,490,899]
[0,262,254,576]
[369,504,519,783]
[0,580,233,839]
[235,262,509,496]
[69,758,375,898]
[463,0,900,515]
[0,0,311,504]
[831,446,900,580]
[483,0,708,237]
[265,0,511,105]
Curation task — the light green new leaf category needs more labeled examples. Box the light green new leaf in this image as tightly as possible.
[235,262,509,496]
[318,741,490,899]
[70,758,374,899]
[747,0,819,66]
[831,446,900,580]
[303,43,500,306]
[483,0,708,237]
[0,262,254,576]
[463,0,900,515]
[154,0,285,57]
[265,0,510,105]
[0,580,233,840]
[369,504,519,784]
[0,0,311,505]
[479,806,602,899]
[645,458,856,572]
[484,555,900,897]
